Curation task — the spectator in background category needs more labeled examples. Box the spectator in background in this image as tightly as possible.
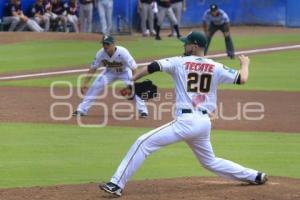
[44,0,55,20]
[155,0,181,40]
[168,0,185,37]
[3,0,43,32]
[202,4,235,59]
[51,0,67,32]
[66,0,79,32]
[3,0,23,31]
[138,0,155,37]
[79,0,93,32]
[96,0,113,35]
[43,0,53,19]
[29,0,50,31]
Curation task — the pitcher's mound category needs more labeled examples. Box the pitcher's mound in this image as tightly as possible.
[1,176,300,200]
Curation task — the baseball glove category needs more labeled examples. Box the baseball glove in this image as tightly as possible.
[120,79,157,100]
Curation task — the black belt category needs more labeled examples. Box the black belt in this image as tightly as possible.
[182,109,207,115]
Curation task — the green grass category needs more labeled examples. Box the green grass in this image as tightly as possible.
[219,50,300,91]
[0,41,96,73]
[1,50,299,91]
[209,33,300,51]
[0,74,82,88]
[1,32,300,74]
[0,38,183,74]
[0,123,299,188]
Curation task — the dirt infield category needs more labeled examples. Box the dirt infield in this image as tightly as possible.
[0,86,299,133]
[1,177,300,200]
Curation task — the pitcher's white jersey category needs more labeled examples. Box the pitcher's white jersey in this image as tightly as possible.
[91,45,137,72]
[108,55,264,191]
[157,55,239,114]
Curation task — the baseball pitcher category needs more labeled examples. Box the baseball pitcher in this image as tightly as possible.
[73,35,149,118]
[100,31,267,197]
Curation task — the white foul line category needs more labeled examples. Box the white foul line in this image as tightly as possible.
[1,44,300,81]
[207,44,300,59]
[0,69,88,81]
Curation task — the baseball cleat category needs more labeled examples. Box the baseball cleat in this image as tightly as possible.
[72,110,86,117]
[100,182,122,197]
[139,112,148,119]
[150,31,156,36]
[142,32,149,37]
[228,54,235,59]
[155,35,162,40]
[254,172,268,185]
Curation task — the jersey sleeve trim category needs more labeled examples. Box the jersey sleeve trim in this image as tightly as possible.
[233,72,240,84]
[157,60,163,71]
[147,61,161,74]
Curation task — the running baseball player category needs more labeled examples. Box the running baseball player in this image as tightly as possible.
[100,31,267,197]
[72,35,149,118]
[203,3,235,59]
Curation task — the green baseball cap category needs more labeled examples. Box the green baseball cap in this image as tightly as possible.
[102,35,115,45]
[180,31,207,48]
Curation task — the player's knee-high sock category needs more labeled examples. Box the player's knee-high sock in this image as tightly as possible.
[156,25,160,37]
[225,36,235,57]
[173,24,181,38]
[155,25,161,40]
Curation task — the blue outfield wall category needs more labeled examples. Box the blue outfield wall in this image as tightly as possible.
[1,0,300,29]
[117,0,299,29]
[286,0,300,27]
[92,0,133,33]
[166,0,287,26]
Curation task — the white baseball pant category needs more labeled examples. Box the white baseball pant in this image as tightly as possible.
[110,111,259,189]
[77,69,148,115]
